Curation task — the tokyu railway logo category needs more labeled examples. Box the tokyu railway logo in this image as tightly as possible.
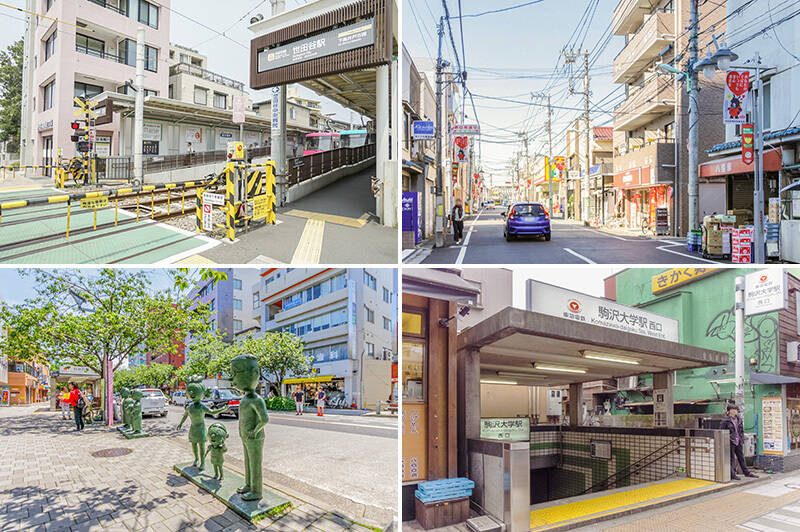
[568,299,581,313]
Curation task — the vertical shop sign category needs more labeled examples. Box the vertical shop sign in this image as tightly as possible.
[724,70,750,125]
[742,123,755,165]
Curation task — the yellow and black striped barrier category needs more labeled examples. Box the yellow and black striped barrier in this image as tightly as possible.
[0,178,215,238]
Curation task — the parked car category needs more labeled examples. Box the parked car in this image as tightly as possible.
[138,388,169,417]
[171,390,187,406]
[202,388,241,418]
[503,202,551,241]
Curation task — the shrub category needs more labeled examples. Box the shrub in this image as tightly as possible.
[265,396,295,411]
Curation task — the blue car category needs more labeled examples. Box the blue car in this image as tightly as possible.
[503,202,551,241]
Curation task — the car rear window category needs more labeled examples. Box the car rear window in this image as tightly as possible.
[216,389,239,399]
[512,204,545,216]
[143,390,164,397]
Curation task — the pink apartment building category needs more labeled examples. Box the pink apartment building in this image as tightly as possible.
[20,0,170,169]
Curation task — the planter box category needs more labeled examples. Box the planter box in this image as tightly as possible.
[414,496,470,530]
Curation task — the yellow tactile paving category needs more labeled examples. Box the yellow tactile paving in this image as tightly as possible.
[291,218,325,264]
[283,208,367,228]
[173,254,215,264]
[530,478,720,530]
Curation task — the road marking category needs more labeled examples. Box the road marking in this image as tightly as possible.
[563,248,596,264]
[284,208,367,228]
[291,218,325,264]
[269,414,396,432]
[173,254,215,264]
[456,208,483,264]
[656,245,722,264]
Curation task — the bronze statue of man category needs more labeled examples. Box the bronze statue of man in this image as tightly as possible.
[129,389,144,434]
[230,354,269,501]
[120,387,133,431]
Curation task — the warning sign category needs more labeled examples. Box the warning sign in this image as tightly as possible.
[202,203,213,231]
[80,196,109,209]
[253,194,269,221]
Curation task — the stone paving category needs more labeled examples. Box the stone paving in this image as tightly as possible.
[0,404,389,532]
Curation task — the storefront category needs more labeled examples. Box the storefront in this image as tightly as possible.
[48,365,101,412]
[282,375,348,407]
[612,165,673,230]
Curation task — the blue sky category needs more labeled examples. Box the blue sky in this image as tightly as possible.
[404,0,623,186]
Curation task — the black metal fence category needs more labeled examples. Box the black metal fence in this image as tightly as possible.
[286,144,376,185]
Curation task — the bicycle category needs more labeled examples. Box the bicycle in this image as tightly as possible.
[640,213,655,236]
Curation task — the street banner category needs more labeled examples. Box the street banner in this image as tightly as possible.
[741,123,755,164]
[453,135,469,162]
[452,124,480,135]
[724,70,750,124]
[232,95,245,124]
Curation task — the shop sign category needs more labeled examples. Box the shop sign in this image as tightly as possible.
[480,417,530,441]
[232,94,245,124]
[762,396,784,455]
[142,123,161,142]
[527,280,679,342]
[142,140,159,155]
[724,70,750,125]
[412,121,434,140]
[652,268,718,294]
[452,124,480,135]
[741,123,754,165]
[453,136,469,162]
[745,269,787,316]
[56,364,99,377]
[402,406,427,482]
[258,18,375,73]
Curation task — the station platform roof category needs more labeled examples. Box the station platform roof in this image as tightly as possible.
[458,307,729,387]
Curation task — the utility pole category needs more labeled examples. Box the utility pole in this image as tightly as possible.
[434,17,446,248]
[270,0,287,206]
[133,27,145,186]
[688,0,700,233]
[752,51,765,263]
[583,51,590,225]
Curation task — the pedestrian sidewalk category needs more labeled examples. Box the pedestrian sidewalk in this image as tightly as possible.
[0,405,390,531]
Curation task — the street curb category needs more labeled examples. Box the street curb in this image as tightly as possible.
[535,473,773,531]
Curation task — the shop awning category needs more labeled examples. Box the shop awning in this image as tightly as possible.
[403,269,481,303]
[699,148,783,179]
[283,375,335,384]
[750,372,800,385]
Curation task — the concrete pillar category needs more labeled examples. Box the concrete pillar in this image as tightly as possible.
[457,347,480,477]
[653,371,674,427]
[376,64,389,224]
[383,56,400,228]
[569,382,583,427]
[133,27,145,185]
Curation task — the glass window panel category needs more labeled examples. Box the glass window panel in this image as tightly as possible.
[402,312,423,335]
[403,342,424,402]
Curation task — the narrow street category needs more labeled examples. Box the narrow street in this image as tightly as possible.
[408,206,722,265]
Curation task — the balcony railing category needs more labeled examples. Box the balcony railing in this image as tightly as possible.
[614,10,675,83]
[170,63,244,91]
[612,0,655,36]
[614,76,674,131]
[75,44,127,65]
[88,0,128,15]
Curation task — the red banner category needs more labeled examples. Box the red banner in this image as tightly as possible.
[741,123,754,165]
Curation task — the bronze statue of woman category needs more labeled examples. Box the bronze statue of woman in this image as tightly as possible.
[177,382,229,468]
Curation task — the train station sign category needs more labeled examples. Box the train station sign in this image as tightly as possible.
[745,269,787,316]
[527,280,679,342]
[250,0,392,88]
[480,418,529,441]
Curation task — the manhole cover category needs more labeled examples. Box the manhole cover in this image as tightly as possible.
[91,448,133,458]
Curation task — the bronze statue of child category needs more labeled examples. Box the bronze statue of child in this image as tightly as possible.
[230,354,269,501]
[204,422,229,480]
[177,381,229,468]
[130,389,144,434]
[120,387,133,431]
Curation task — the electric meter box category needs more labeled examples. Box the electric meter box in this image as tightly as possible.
[789,341,800,363]
[227,141,246,161]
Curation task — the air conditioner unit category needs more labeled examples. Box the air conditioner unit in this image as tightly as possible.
[788,342,800,363]
[617,376,638,390]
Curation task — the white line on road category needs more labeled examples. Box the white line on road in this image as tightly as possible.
[563,248,596,264]
[456,208,484,265]
[656,245,722,264]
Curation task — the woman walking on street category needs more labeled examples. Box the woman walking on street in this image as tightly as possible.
[66,382,89,431]
[451,198,465,244]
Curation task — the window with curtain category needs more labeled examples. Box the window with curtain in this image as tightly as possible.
[138,0,158,28]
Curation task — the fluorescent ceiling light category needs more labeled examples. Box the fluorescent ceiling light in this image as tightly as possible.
[497,372,547,380]
[480,378,518,385]
[582,352,640,365]
[533,363,587,374]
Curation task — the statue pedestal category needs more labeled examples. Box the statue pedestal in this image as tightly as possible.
[173,462,291,523]
[116,426,150,439]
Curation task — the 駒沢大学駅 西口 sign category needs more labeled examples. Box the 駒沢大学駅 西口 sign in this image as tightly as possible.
[527,280,679,343]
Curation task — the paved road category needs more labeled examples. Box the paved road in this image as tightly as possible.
[150,405,397,514]
[413,206,722,265]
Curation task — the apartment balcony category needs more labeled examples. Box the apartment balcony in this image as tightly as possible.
[170,63,244,91]
[612,0,656,36]
[613,140,676,183]
[613,10,674,84]
[614,76,674,131]
[75,44,127,65]
[87,0,128,16]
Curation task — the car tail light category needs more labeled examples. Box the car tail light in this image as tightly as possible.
[228,400,239,406]
[543,208,550,220]
[508,208,515,221]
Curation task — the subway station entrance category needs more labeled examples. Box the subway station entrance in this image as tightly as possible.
[456,304,733,531]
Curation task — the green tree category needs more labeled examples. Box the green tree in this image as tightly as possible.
[0,39,22,146]
[139,363,175,388]
[234,332,309,396]
[0,269,214,419]
[113,368,138,390]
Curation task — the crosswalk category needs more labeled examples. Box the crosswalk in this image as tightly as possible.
[740,502,800,531]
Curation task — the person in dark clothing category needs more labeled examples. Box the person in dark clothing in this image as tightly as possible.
[720,404,757,480]
[450,198,465,244]
[66,382,89,431]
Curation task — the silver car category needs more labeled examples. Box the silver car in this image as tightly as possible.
[139,389,169,417]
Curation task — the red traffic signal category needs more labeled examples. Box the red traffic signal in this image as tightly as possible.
[70,121,81,130]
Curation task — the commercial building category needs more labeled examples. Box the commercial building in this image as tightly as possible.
[188,269,263,343]
[20,0,171,167]
[252,87,326,154]
[261,268,396,409]
[565,124,614,223]
[6,360,50,405]
[611,0,726,233]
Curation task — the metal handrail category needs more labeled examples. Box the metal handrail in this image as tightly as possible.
[579,437,683,494]
[169,63,245,91]
[75,45,126,65]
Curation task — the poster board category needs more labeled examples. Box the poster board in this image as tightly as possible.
[402,405,427,482]
[762,396,784,455]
